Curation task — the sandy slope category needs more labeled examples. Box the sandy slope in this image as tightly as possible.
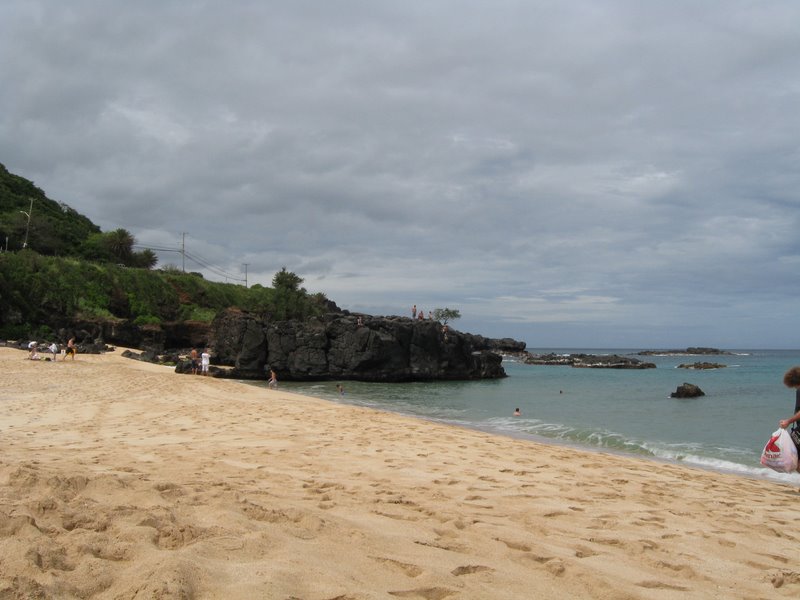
[1,347,799,599]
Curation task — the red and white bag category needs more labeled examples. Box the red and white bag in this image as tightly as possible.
[760,428,798,473]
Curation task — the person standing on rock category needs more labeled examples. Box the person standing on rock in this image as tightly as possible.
[412,304,417,318]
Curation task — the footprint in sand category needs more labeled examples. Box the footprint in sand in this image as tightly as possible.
[636,580,691,591]
[574,545,598,558]
[388,587,457,599]
[451,565,493,576]
[770,570,800,588]
[496,538,530,552]
[370,556,424,577]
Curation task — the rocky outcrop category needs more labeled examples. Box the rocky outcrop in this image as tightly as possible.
[522,353,656,369]
[23,318,212,354]
[206,309,508,382]
[463,335,527,353]
[671,383,705,398]
[678,362,727,370]
[638,347,733,356]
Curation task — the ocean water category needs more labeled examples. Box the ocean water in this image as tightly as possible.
[265,349,800,485]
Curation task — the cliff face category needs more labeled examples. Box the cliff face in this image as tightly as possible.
[209,309,507,382]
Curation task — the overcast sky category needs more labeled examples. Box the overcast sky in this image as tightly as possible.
[2,1,799,349]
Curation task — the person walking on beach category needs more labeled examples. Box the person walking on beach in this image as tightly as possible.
[48,342,59,362]
[268,369,278,389]
[66,338,76,360]
[779,366,800,449]
[201,348,210,376]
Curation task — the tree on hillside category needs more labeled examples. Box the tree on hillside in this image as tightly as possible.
[432,307,461,325]
[273,267,304,292]
[131,248,158,269]
[106,228,135,263]
[271,267,305,320]
[79,228,157,268]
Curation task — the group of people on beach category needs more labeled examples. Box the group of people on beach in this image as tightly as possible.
[189,348,212,375]
[27,338,76,361]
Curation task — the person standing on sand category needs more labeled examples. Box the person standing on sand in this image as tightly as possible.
[201,348,210,376]
[190,348,199,375]
[779,366,800,449]
[48,342,58,361]
[66,338,76,360]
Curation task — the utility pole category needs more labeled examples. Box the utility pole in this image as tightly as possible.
[181,232,187,272]
[242,263,249,288]
[19,197,33,249]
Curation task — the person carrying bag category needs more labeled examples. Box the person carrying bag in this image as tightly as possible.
[761,428,798,473]
[777,366,800,460]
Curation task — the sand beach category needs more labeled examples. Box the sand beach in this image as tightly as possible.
[1,346,799,599]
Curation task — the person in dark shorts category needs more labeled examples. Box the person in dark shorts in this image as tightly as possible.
[779,366,800,450]
[65,338,76,360]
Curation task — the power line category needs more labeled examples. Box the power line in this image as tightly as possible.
[183,249,246,282]
[133,243,247,284]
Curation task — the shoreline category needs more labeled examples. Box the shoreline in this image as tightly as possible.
[259,377,799,488]
[2,347,800,598]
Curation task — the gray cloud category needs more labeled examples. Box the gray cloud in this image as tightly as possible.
[2,0,799,347]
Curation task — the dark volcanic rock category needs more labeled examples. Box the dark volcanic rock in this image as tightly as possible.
[465,334,527,353]
[523,353,656,369]
[678,362,727,370]
[206,309,508,382]
[44,318,211,354]
[121,348,159,363]
[671,383,705,398]
[638,347,733,356]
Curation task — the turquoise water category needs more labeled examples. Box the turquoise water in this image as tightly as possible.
[266,349,800,484]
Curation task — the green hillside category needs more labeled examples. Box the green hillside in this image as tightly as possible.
[0,164,327,338]
[0,163,99,254]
